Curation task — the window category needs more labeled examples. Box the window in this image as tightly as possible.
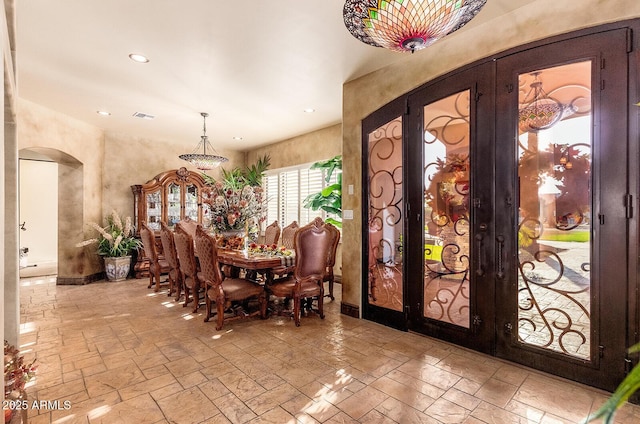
[263,162,338,229]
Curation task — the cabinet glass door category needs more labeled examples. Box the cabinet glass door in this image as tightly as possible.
[146,190,162,230]
[185,184,199,221]
[167,182,181,227]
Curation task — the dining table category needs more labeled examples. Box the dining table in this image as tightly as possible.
[216,248,294,285]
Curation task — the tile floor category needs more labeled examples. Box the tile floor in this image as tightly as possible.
[15,275,640,424]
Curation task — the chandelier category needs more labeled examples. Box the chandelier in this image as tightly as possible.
[343,0,487,53]
[518,72,567,133]
[179,112,228,171]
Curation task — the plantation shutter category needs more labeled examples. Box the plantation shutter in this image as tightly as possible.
[280,170,299,226]
[264,173,279,229]
[299,168,324,224]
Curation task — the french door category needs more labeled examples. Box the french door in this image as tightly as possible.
[363,28,633,391]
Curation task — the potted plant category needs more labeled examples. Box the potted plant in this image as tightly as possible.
[4,340,37,422]
[76,210,142,281]
[303,155,342,228]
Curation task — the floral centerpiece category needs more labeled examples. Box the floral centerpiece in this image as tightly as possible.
[201,155,270,249]
[248,243,293,257]
[203,182,266,234]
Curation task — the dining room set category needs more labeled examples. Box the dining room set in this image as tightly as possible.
[138,217,341,330]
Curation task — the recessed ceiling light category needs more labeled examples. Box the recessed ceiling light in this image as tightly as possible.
[96,110,111,116]
[233,136,243,141]
[128,53,149,63]
[303,108,315,113]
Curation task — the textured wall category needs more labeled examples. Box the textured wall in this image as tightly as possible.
[246,124,341,169]
[18,99,104,280]
[341,0,640,311]
[102,131,245,220]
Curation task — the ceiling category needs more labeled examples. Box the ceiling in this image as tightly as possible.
[16,1,534,152]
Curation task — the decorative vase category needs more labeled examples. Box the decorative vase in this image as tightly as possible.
[216,230,245,250]
[104,256,132,282]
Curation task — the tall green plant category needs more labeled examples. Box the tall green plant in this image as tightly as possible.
[303,155,342,228]
[202,154,271,190]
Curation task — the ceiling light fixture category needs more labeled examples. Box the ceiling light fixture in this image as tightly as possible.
[96,110,111,116]
[179,112,228,171]
[303,108,315,113]
[343,0,487,53]
[128,53,149,63]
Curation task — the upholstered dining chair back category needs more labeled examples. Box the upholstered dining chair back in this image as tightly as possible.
[173,224,201,312]
[264,220,281,245]
[140,222,170,292]
[193,226,224,288]
[293,217,333,283]
[194,225,266,330]
[159,221,182,299]
[280,221,299,250]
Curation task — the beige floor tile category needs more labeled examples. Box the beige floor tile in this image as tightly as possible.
[17,275,640,424]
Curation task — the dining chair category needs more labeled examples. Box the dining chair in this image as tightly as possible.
[271,220,299,279]
[159,221,182,300]
[173,224,203,312]
[139,222,171,292]
[281,221,299,250]
[194,225,267,330]
[264,220,281,246]
[323,223,341,301]
[266,217,332,326]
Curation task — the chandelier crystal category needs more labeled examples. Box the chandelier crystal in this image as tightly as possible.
[179,112,228,171]
[343,0,487,53]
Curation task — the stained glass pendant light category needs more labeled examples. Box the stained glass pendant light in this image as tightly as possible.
[343,0,487,53]
[179,112,228,171]
[518,72,568,134]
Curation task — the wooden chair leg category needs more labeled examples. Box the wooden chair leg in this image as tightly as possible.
[293,293,301,327]
[204,289,212,322]
[154,268,162,292]
[215,297,225,331]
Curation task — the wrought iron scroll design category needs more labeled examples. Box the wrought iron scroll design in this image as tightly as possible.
[423,91,471,327]
[368,118,404,311]
[517,137,592,358]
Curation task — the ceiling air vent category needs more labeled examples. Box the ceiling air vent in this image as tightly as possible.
[132,112,155,120]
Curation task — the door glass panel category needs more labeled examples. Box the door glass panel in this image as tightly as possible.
[367,117,404,312]
[167,182,181,227]
[146,190,162,230]
[517,61,592,359]
[423,91,471,328]
[185,184,199,221]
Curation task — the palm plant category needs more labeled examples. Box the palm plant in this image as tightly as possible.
[303,155,342,228]
[202,154,271,190]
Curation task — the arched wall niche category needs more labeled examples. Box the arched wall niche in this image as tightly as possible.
[19,147,102,284]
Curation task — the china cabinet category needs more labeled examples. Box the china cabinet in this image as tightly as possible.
[131,167,211,277]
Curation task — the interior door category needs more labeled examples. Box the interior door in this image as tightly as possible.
[494,29,629,391]
[405,63,495,352]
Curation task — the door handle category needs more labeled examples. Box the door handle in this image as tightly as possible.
[496,235,505,279]
[475,233,484,276]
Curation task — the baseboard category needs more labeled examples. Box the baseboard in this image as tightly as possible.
[340,301,359,318]
[56,273,104,285]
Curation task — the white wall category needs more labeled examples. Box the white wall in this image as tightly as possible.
[19,159,58,270]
